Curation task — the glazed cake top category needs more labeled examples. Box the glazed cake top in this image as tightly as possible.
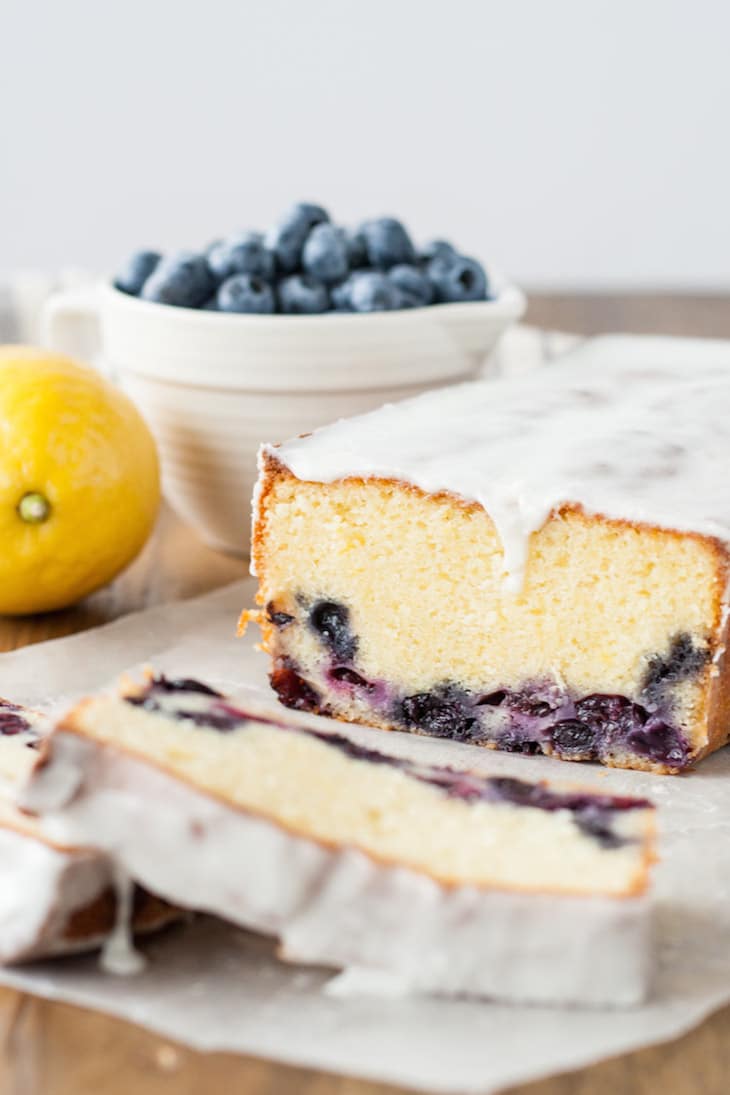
[265,335,730,588]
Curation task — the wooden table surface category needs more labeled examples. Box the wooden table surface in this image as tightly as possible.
[2,293,730,1095]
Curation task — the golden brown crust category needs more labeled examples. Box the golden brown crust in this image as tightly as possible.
[698,599,730,762]
[237,608,263,638]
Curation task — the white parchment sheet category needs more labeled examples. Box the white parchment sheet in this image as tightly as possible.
[2,578,730,1094]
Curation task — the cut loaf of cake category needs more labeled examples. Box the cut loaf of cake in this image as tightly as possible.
[0,697,178,963]
[24,674,656,1004]
[248,336,730,774]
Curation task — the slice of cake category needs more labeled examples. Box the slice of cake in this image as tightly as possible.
[24,674,656,1004]
[247,335,730,774]
[0,697,178,963]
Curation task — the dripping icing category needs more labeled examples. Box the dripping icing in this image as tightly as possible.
[265,336,730,590]
[100,864,145,976]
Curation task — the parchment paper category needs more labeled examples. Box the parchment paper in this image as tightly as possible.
[3,578,730,1094]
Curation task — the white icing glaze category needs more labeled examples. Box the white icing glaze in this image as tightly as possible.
[264,335,730,588]
[100,865,145,976]
[24,732,652,1006]
[0,702,117,962]
[0,826,112,962]
[0,702,173,963]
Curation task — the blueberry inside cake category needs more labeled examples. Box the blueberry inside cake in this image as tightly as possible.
[43,674,654,896]
[248,336,730,774]
[24,673,656,1003]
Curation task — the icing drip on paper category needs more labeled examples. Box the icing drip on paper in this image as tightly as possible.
[100,865,145,976]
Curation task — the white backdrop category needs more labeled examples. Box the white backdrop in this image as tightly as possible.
[3,0,729,288]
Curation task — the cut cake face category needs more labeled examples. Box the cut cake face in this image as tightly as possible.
[22,674,656,1005]
[250,337,730,774]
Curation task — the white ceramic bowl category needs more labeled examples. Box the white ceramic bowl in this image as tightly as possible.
[42,275,525,555]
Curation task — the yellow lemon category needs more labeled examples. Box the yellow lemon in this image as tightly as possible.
[0,346,160,615]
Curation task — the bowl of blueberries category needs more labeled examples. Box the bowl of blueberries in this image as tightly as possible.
[43,203,524,554]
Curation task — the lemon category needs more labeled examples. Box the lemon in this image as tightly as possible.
[0,346,160,615]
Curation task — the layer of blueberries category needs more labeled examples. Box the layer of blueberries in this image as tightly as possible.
[266,598,708,770]
[125,675,651,850]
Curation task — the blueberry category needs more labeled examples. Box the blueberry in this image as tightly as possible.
[302,224,349,284]
[643,634,709,704]
[309,729,400,767]
[0,710,30,736]
[217,274,275,314]
[265,203,329,273]
[574,693,639,729]
[202,296,219,310]
[349,271,401,313]
[330,278,354,311]
[399,685,476,741]
[127,676,224,714]
[141,251,215,308]
[550,719,597,758]
[569,692,690,767]
[331,271,373,312]
[278,274,329,314]
[574,694,652,754]
[476,690,507,706]
[178,710,243,732]
[486,776,646,819]
[266,601,295,629]
[150,675,224,697]
[329,667,375,691]
[497,732,541,755]
[127,687,242,731]
[344,229,367,268]
[387,264,434,307]
[418,239,456,265]
[509,691,559,718]
[309,600,357,661]
[114,250,161,296]
[625,720,688,767]
[359,217,416,269]
[427,253,488,303]
[270,664,321,712]
[574,808,625,849]
[207,232,275,281]
[488,776,546,807]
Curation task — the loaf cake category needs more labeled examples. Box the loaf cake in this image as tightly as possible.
[24,674,656,1004]
[248,335,730,774]
[0,696,178,963]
